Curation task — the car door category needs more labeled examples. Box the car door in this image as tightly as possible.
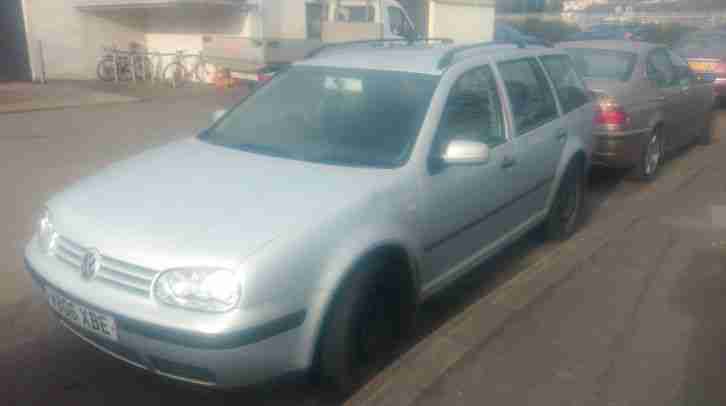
[646,47,689,150]
[495,57,566,225]
[539,53,596,160]
[669,49,713,141]
[420,65,519,287]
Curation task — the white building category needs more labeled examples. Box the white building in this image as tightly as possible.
[1,0,493,82]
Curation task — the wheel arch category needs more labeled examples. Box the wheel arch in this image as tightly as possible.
[302,240,420,372]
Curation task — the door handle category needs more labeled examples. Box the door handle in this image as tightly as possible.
[501,156,516,169]
[651,96,666,102]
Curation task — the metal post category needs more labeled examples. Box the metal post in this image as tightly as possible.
[130,53,137,83]
[113,49,119,83]
[140,53,146,82]
[37,40,47,84]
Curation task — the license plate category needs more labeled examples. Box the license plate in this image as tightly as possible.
[46,287,118,341]
[689,61,717,73]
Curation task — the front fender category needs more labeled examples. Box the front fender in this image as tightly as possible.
[292,223,422,368]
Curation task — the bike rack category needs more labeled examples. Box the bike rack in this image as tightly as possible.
[99,47,205,86]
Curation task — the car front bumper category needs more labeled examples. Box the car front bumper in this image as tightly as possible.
[590,129,650,169]
[25,257,307,388]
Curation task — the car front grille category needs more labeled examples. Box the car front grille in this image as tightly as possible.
[54,235,158,296]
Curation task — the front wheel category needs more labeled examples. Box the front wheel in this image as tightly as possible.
[544,159,585,241]
[318,258,414,394]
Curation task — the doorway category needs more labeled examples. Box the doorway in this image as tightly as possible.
[0,0,32,81]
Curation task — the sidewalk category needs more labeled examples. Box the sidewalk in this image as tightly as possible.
[0,80,247,114]
[350,128,726,405]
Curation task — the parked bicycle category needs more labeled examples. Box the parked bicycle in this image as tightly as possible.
[97,44,153,82]
[162,50,212,87]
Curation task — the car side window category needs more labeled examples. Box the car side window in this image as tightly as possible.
[540,54,590,114]
[498,58,559,136]
[647,48,676,87]
[669,50,694,85]
[388,7,412,36]
[436,65,506,150]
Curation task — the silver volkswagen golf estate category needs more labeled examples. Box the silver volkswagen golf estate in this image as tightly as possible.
[25,40,593,392]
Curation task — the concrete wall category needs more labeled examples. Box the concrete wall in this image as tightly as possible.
[428,1,495,42]
[22,0,146,80]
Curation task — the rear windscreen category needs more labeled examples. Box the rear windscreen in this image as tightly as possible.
[565,48,638,82]
[675,33,726,58]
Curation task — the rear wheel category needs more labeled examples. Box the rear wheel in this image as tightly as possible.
[162,62,188,87]
[96,58,117,82]
[544,158,585,241]
[319,256,415,394]
[632,129,663,181]
[698,110,714,145]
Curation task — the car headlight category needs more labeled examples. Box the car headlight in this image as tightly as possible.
[37,209,57,254]
[153,268,241,313]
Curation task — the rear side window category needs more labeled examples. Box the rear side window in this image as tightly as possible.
[646,48,676,87]
[540,55,590,114]
[565,48,637,82]
[436,66,506,149]
[498,58,559,136]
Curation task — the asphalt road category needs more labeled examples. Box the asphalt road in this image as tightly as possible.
[1,94,723,405]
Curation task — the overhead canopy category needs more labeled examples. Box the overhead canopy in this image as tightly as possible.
[75,0,249,11]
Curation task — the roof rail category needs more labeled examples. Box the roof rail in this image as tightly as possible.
[437,40,527,70]
[305,37,454,59]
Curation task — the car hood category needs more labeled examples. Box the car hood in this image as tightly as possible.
[48,138,396,270]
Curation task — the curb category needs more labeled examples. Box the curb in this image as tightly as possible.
[345,140,721,406]
[0,96,145,115]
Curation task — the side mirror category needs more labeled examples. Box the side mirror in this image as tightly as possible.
[441,138,490,166]
[212,109,226,122]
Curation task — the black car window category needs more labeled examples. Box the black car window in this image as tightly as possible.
[540,54,590,114]
[436,66,506,150]
[669,50,695,85]
[499,58,559,136]
[647,48,676,87]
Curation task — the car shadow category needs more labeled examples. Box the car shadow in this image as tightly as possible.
[670,248,726,406]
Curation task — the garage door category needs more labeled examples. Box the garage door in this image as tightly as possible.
[0,0,31,81]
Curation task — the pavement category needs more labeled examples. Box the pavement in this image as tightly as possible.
[0,80,247,114]
[1,94,726,405]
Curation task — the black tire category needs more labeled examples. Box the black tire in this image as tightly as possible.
[631,129,663,181]
[96,58,117,82]
[318,257,415,394]
[162,62,188,87]
[698,110,713,145]
[544,158,585,241]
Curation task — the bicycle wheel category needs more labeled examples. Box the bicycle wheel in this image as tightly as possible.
[194,61,211,83]
[162,62,188,87]
[96,58,117,81]
[133,56,154,81]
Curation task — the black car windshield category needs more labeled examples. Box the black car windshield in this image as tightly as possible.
[565,48,638,82]
[201,66,439,168]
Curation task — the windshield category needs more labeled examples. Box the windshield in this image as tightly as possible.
[675,33,726,58]
[202,66,439,168]
[565,48,638,82]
